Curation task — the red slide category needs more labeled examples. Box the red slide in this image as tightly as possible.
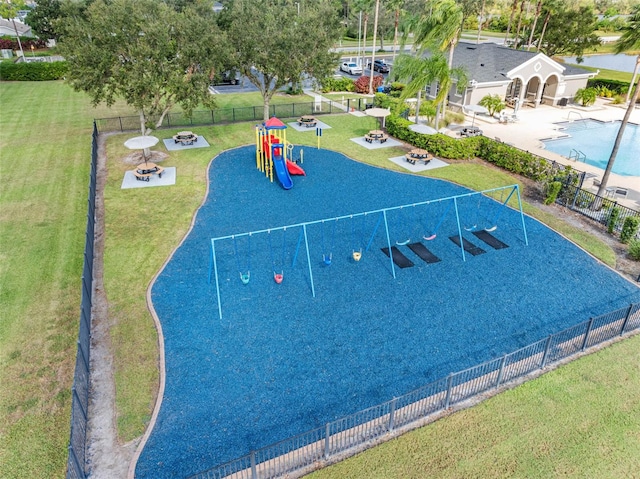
[286,160,305,176]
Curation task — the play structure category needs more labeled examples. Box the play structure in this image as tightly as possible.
[255,117,305,189]
[209,185,528,319]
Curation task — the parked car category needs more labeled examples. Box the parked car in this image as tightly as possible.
[368,59,389,73]
[212,70,240,85]
[340,62,363,76]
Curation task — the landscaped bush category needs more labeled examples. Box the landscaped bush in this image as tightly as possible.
[476,137,558,181]
[0,37,47,51]
[628,239,640,261]
[620,216,640,244]
[386,115,479,159]
[544,181,562,205]
[607,207,620,234]
[320,76,355,93]
[354,74,383,94]
[587,78,629,95]
[574,87,598,106]
[0,61,68,81]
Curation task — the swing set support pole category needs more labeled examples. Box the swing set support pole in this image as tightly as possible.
[292,227,304,268]
[382,210,396,278]
[515,185,529,246]
[453,198,466,262]
[365,213,382,252]
[210,239,224,320]
[303,224,316,297]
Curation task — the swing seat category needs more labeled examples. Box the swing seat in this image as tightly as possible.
[323,254,332,266]
[274,272,284,284]
[396,239,411,246]
[240,272,250,285]
[423,234,436,241]
[352,250,362,262]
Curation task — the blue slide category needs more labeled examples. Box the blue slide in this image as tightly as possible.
[272,152,293,190]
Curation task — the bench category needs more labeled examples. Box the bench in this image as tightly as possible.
[365,134,388,143]
[405,154,431,165]
[173,132,198,145]
[133,166,164,182]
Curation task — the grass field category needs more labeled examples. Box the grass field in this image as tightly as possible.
[0,80,637,478]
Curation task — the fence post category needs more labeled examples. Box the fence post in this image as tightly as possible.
[324,423,330,459]
[541,335,553,368]
[388,398,397,432]
[620,304,634,335]
[444,374,453,409]
[118,117,123,132]
[211,110,214,124]
[496,354,507,388]
[347,98,351,112]
[570,185,580,209]
[250,450,257,479]
[581,317,595,351]
[233,108,236,123]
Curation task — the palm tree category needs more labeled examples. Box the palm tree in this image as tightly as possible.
[505,0,519,45]
[387,0,404,78]
[526,0,543,51]
[597,5,640,197]
[408,0,464,123]
[394,53,467,130]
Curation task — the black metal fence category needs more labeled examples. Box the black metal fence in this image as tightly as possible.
[556,182,640,239]
[95,99,369,134]
[189,302,640,479]
[66,122,98,479]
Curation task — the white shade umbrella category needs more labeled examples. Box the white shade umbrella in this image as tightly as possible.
[409,124,437,135]
[365,107,391,127]
[124,136,159,163]
[463,104,489,126]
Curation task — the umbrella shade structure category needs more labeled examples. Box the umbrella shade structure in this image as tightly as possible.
[124,136,160,163]
[463,104,489,127]
[408,124,437,135]
[365,107,391,128]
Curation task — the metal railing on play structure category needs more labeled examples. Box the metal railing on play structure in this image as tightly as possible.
[208,185,527,320]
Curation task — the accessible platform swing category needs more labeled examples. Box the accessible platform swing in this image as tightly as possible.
[208,185,528,319]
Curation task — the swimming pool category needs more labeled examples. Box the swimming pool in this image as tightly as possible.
[542,119,640,177]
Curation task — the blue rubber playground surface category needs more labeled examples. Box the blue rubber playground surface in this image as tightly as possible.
[136,145,640,478]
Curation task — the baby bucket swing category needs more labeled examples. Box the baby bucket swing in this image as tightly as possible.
[350,214,364,262]
[232,234,251,285]
[268,229,286,284]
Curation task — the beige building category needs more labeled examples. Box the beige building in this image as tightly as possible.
[427,42,596,110]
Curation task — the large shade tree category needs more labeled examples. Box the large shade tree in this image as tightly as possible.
[597,5,640,197]
[24,0,62,41]
[58,0,227,135]
[221,0,342,121]
[535,3,601,60]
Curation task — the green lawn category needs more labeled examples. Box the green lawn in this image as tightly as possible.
[0,80,634,478]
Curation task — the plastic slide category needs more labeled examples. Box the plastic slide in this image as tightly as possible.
[286,160,306,176]
[273,154,293,189]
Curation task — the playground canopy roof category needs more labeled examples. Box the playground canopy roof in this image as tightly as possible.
[264,117,287,129]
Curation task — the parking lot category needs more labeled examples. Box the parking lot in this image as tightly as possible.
[209,56,393,95]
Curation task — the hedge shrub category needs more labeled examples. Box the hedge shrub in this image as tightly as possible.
[0,61,68,81]
[620,216,640,244]
[320,76,355,93]
[587,78,629,95]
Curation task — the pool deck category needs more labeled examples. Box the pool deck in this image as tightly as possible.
[457,99,640,209]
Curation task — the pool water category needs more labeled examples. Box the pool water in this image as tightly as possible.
[542,119,640,177]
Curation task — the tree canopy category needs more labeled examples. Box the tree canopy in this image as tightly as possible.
[535,3,601,59]
[58,0,227,134]
[24,0,62,40]
[220,0,342,120]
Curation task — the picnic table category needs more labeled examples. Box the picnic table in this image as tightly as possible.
[133,162,165,182]
[405,148,432,165]
[365,130,388,143]
[173,131,198,145]
[297,115,317,127]
[460,126,482,137]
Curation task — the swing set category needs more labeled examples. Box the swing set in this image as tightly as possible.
[208,185,527,319]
